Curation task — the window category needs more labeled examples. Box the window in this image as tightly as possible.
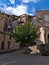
[18,18,21,22]
[44,15,49,21]
[21,17,24,22]
[17,18,24,26]
[0,16,2,20]
[29,17,32,22]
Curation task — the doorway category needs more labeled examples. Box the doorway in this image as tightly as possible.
[8,41,11,49]
[48,34,49,43]
[1,41,4,50]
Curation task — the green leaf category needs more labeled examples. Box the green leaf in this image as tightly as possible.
[13,22,40,46]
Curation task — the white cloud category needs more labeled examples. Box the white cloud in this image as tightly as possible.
[10,0,15,4]
[32,8,35,13]
[6,7,13,14]
[6,7,12,10]
[22,0,29,3]
[6,4,28,16]
[12,5,28,15]
[28,8,35,15]
[0,1,7,8]
[22,0,41,3]
[0,2,7,13]
[29,13,34,16]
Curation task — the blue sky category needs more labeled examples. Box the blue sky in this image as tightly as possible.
[0,0,49,16]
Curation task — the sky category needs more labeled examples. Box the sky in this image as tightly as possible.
[0,0,49,16]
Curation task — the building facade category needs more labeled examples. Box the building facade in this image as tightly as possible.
[36,10,49,44]
[0,10,49,50]
[0,11,20,50]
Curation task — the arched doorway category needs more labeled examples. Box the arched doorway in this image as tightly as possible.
[48,34,49,43]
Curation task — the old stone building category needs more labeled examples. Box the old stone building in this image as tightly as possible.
[0,11,20,50]
[36,9,49,44]
[0,12,37,50]
[0,9,49,50]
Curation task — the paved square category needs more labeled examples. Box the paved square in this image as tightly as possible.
[0,51,49,65]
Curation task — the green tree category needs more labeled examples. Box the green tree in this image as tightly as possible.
[13,22,39,47]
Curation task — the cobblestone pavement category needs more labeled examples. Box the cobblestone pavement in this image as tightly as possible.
[0,51,49,65]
